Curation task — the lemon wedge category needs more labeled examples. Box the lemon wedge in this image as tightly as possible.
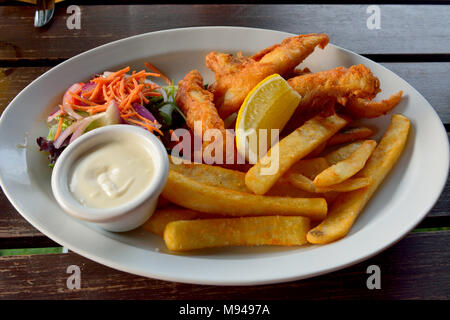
[235,74,301,162]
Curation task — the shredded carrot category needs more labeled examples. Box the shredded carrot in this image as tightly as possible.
[128,118,163,136]
[54,117,64,140]
[62,63,169,134]
[145,62,171,85]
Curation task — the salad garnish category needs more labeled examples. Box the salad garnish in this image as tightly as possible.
[37,63,186,167]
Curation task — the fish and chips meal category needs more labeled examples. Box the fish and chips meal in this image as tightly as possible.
[39,33,410,253]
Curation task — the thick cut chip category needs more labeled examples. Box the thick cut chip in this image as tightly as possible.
[245,113,348,194]
[142,208,219,236]
[169,157,248,192]
[164,216,310,251]
[287,173,316,193]
[288,157,330,180]
[324,140,364,165]
[314,177,372,193]
[307,114,410,244]
[170,156,318,198]
[327,127,374,146]
[314,140,377,187]
[163,170,327,219]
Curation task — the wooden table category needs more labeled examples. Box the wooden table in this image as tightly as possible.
[0,3,449,300]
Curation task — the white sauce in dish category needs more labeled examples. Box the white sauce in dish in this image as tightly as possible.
[69,140,154,209]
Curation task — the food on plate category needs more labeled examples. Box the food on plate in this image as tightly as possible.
[324,140,365,165]
[307,114,410,244]
[69,139,154,208]
[326,126,374,146]
[206,33,329,118]
[313,140,377,187]
[40,32,412,252]
[170,155,319,198]
[287,157,330,180]
[164,216,310,251]
[235,73,301,162]
[345,90,403,119]
[286,65,381,119]
[163,169,327,219]
[175,69,226,152]
[37,65,185,167]
[314,177,372,193]
[143,208,219,236]
[245,113,348,195]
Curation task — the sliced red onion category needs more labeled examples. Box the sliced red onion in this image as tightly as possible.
[69,114,104,144]
[62,83,84,120]
[133,103,157,122]
[54,121,82,149]
[81,82,96,101]
[47,109,63,123]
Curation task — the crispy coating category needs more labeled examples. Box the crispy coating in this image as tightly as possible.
[175,70,226,149]
[206,33,329,118]
[345,91,403,118]
[287,64,381,114]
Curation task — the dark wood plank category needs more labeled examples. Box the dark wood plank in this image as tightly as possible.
[1,4,450,62]
[0,230,448,299]
[0,67,50,114]
[381,63,450,123]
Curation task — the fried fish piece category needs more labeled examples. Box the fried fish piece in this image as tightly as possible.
[206,33,329,118]
[287,64,381,114]
[175,69,226,151]
[345,91,403,118]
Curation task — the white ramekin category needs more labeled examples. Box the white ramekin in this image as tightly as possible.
[51,124,169,232]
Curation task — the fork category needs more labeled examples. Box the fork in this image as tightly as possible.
[34,0,55,27]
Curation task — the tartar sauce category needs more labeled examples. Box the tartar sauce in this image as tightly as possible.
[69,140,154,209]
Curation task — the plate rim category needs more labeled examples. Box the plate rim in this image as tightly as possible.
[1,26,449,286]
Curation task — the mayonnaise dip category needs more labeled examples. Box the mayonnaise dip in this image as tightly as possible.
[69,140,154,209]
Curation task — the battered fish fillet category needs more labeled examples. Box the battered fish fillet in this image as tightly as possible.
[175,70,226,149]
[287,64,381,116]
[345,91,403,118]
[206,33,329,118]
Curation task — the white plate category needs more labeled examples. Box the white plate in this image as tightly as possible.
[0,27,448,285]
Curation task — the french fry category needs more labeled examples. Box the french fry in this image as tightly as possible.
[314,177,372,193]
[307,114,410,244]
[284,157,330,193]
[286,173,316,193]
[313,140,377,187]
[327,127,374,146]
[142,208,219,236]
[288,157,330,180]
[324,140,364,165]
[170,156,318,198]
[169,157,248,192]
[163,170,327,219]
[245,113,348,195]
[164,216,310,251]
